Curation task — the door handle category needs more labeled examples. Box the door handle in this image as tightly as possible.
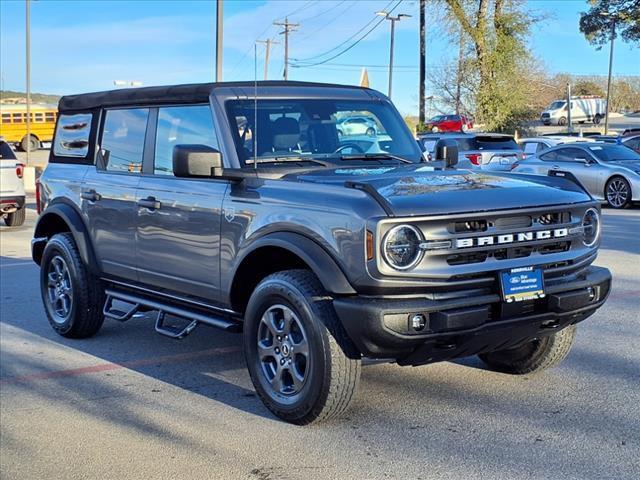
[81,189,101,202]
[137,196,161,210]
[552,165,560,169]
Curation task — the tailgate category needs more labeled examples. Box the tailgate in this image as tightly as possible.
[0,160,21,195]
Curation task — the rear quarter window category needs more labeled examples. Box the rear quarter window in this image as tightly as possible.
[53,113,93,158]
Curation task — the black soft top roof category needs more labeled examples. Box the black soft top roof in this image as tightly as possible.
[58,80,374,112]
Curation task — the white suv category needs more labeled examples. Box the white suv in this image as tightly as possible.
[0,139,26,226]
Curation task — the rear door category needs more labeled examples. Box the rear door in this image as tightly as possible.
[135,104,228,302]
[83,107,149,281]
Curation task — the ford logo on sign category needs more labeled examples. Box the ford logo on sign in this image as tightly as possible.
[510,277,520,284]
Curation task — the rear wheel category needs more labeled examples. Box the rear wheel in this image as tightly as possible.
[593,114,602,125]
[243,269,361,424]
[479,325,577,374]
[20,134,39,152]
[40,233,105,338]
[4,207,26,226]
[431,126,439,133]
[606,176,631,209]
[365,127,376,137]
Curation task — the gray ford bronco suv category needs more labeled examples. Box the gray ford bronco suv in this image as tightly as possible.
[33,81,611,424]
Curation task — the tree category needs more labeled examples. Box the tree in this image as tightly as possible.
[441,0,542,131]
[573,80,606,96]
[579,0,640,48]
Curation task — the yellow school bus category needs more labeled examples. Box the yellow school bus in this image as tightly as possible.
[0,104,58,151]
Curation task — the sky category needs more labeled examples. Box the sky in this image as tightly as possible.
[1,0,639,115]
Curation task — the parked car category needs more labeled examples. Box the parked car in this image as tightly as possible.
[419,132,524,171]
[519,136,595,158]
[0,138,26,226]
[512,142,640,208]
[337,134,393,155]
[540,96,606,126]
[32,81,611,424]
[336,115,377,137]
[423,114,473,133]
[621,134,640,154]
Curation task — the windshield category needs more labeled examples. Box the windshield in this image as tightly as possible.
[226,99,422,165]
[589,144,640,162]
[549,101,566,110]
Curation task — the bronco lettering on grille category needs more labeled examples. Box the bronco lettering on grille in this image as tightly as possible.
[456,228,568,248]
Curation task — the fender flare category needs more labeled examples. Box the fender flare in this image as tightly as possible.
[231,231,356,296]
[33,202,98,273]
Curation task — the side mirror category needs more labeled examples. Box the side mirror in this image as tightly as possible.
[173,144,222,177]
[435,138,459,168]
[575,157,590,165]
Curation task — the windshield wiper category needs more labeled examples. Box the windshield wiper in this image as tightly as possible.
[339,153,414,164]
[245,156,330,167]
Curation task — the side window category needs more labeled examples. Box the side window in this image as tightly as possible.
[100,108,149,173]
[154,105,219,176]
[539,150,558,162]
[522,142,538,155]
[53,113,93,157]
[556,147,584,163]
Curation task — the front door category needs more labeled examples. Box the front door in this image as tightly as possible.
[83,107,149,281]
[135,104,228,302]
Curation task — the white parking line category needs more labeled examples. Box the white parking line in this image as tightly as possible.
[0,262,35,268]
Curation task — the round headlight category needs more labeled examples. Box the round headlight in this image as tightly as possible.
[582,208,600,247]
[382,225,424,270]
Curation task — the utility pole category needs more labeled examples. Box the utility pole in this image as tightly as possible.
[604,17,616,135]
[256,39,278,80]
[274,17,298,80]
[418,0,426,127]
[215,0,223,82]
[26,0,31,166]
[377,11,411,99]
[567,82,572,132]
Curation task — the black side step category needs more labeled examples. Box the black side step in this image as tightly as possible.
[103,295,141,322]
[104,288,242,338]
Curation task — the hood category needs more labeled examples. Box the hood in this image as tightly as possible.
[293,165,591,216]
[609,160,640,173]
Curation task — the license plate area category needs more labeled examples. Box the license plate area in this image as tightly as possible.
[500,266,545,303]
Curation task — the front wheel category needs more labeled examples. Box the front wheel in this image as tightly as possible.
[593,114,602,125]
[606,176,631,209]
[4,207,26,226]
[557,117,567,126]
[365,127,376,137]
[40,233,106,338]
[243,269,361,424]
[479,325,577,374]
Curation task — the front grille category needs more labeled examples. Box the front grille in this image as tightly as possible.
[446,242,571,265]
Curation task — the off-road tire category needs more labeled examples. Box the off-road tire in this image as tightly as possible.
[243,269,361,425]
[4,207,26,226]
[478,325,577,374]
[40,233,105,338]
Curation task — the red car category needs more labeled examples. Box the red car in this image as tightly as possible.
[424,114,473,133]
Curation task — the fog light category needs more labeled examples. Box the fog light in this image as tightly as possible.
[587,287,597,301]
[410,313,427,331]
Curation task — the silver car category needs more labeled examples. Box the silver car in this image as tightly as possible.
[512,142,640,208]
[419,133,525,171]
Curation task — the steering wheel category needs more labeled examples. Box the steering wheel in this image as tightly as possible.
[333,143,365,154]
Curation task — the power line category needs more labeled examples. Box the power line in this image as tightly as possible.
[292,0,403,68]
[295,1,357,41]
[291,0,398,64]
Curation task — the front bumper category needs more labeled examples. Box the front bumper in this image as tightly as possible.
[334,266,611,366]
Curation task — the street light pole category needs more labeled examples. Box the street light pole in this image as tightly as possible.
[377,12,411,99]
[604,18,616,135]
[26,0,31,165]
[215,0,223,82]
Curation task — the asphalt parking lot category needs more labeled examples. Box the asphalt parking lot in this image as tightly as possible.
[1,202,638,480]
